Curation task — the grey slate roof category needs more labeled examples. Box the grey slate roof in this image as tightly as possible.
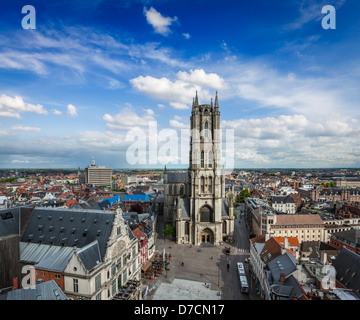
[7,280,67,300]
[34,246,73,272]
[271,195,295,204]
[167,172,188,183]
[77,240,102,271]
[332,229,360,245]
[271,275,304,300]
[221,198,230,217]
[0,206,33,237]
[332,247,360,297]
[267,252,297,283]
[180,198,190,219]
[21,207,115,260]
[20,242,73,265]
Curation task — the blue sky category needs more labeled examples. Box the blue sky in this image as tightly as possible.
[0,0,360,169]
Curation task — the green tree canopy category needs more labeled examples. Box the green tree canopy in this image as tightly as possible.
[163,224,176,237]
[237,188,250,203]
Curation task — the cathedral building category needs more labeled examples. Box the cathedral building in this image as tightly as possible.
[163,92,234,245]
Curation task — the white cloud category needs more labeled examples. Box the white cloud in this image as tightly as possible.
[52,109,62,116]
[0,94,48,118]
[12,160,30,163]
[103,107,156,131]
[170,119,188,129]
[222,114,360,167]
[67,104,78,117]
[12,125,41,132]
[143,7,177,36]
[107,78,125,89]
[169,102,190,110]
[157,104,166,108]
[130,68,225,109]
[177,69,227,89]
[182,33,191,39]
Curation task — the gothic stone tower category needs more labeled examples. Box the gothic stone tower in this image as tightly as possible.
[166,92,234,246]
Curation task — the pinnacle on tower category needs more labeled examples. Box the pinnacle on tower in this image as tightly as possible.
[194,90,199,106]
[214,91,219,112]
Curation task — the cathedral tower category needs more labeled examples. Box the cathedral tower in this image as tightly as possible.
[164,92,234,245]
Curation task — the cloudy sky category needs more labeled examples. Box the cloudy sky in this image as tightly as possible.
[0,0,360,169]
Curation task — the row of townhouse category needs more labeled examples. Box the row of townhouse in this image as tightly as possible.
[250,233,360,300]
[248,234,307,300]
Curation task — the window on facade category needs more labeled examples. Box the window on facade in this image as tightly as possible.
[123,270,127,284]
[112,281,116,296]
[185,222,189,235]
[95,274,101,291]
[73,279,79,293]
[117,275,122,289]
[96,293,101,300]
[201,176,205,193]
[204,122,209,139]
[208,176,212,193]
[132,246,136,258]
[200,205,214,223]
[180,185,184,196]
[201,151,204,168]
[55,274,60,279]
[208,151,212,168]
[111,263,116,277]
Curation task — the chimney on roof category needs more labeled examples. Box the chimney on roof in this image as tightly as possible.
[281,247,286,255]
[280,273,286,283]
[320,251,327,265]
[13,277,18,290]
[284,237,289,249]
[265,232,270,241]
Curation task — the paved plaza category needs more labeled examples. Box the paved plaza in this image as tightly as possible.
[142,211,260,300]
[151,278,221,300]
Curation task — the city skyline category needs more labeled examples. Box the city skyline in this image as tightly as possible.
[1,0,360,169]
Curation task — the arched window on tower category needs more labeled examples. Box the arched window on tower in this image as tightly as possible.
[180,185,184,196]
[209,151,213,168]
[204,121,209,139]
[201,176,205,193]
[201,151,204,168]
[223,221,227,234]
[208,176,212,193]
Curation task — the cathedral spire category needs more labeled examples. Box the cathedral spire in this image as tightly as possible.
[214,91,219,112]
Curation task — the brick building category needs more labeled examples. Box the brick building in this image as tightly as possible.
[329,229,360,254]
